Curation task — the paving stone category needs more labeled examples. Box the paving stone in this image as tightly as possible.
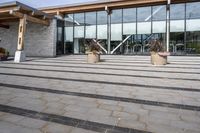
[18,117,47,129]
[0,121,42,133]
[42,122,73,133]
[98,104,123,111]
[0,113,25,123]
[71,128,99,133]
[112,111,138,121]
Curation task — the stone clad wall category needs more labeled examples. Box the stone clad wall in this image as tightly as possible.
[0,19,57,57]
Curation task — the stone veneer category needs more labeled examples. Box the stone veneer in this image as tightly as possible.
[0,19,57,57]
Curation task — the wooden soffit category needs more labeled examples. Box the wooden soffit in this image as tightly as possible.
[0,1,54,26]
[41,0,199,14]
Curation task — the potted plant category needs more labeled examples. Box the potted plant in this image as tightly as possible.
[149,40,170,65]
[0,47,9,61]
[86,39,101,63]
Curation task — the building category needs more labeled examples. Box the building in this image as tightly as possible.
[0,0,199,59]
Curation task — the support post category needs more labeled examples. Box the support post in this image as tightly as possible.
[14,15,27,63]
[166,0,170,52]
[106,6,112,54]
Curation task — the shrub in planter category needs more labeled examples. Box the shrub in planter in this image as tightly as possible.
[0,47,9,61]
[86,39,101,63]
[149,40,170,65]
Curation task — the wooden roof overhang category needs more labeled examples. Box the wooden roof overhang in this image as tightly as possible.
[0,1,54,29]
[41,0,199,15]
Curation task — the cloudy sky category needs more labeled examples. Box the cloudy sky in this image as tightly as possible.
[0,0,99,8]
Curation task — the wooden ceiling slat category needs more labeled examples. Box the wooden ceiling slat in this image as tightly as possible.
[10,11,49,26]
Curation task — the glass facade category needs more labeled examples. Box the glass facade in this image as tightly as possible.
[57,1,200,55]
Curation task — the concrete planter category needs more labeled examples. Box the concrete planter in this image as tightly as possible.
[87,52,100,63]
[151,52,170,65]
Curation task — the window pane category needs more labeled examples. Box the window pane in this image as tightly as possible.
[170,4,185,20]
[137,22,151,34]
[85,25,96,38]
[123,8,136,22]
[74,13,84,26]
[186,19,200,31]
[137,7,151,22]
[64,14,74,26]
[85,12,96,25]
[64,27,73,42]
[186,2,200,32]
[74,26,84,38]
[152,5,166,33]
[111,9,122,41]
[57,27,62,41]
[85,12,96,39]
[152,5,166,21]
[123,23,136,35]
[111,10,122,23]
[97,11,107,25]
[111,24,122,41]
[186,2,200,19]
[123,8,136,35]
[153,21,166,33]
[97,25,107,39]
[137,7,151,34]
[171,20,184,32]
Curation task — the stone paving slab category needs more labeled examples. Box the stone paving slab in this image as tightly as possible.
[0,55,200,133]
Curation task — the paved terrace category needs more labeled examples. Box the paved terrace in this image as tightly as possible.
[0,55,200,133]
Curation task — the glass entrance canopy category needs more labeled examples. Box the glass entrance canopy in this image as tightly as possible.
[57,1,200,55]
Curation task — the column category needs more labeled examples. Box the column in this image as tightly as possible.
[14,15,27,63]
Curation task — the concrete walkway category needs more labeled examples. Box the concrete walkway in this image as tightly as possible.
[0,55,200,133]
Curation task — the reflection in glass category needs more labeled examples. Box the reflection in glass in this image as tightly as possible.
[137,7,151,34]
[170,4,185,53]
[85,12,96,39]
[152,5,166,51]
[123,8,136,35]
[111,9,122,54]
[74,13,85,54]
[186,2,200,54]
[97,11,108,52]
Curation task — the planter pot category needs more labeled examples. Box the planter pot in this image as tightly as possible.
[87,52,100,63]
[151,52,170,65]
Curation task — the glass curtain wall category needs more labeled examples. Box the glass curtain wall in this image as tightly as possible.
[170,4,185,54]
[186,2,200,54]
[60,2,200,55]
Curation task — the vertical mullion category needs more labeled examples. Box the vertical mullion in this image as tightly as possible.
[96,11,97,40]
[72,14,75,54]
[184,3,187,54]
[136,8,138,44]
[151,6,153,35]
[84,12,86,54]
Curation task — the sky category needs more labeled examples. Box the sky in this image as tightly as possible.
[0,0,98,8]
